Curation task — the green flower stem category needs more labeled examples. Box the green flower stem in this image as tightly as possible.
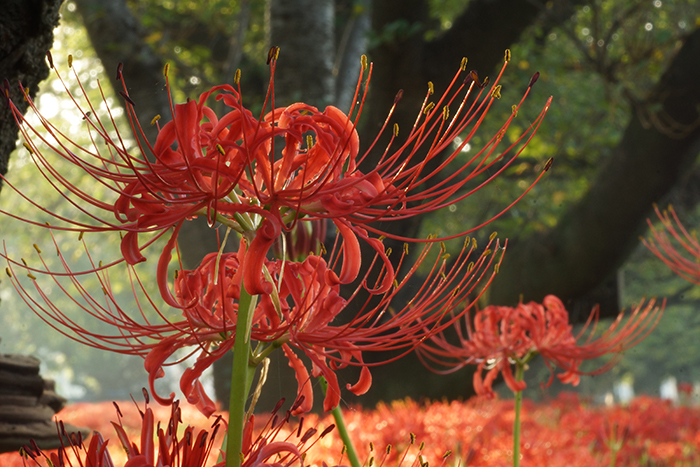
[513,360,526,467]
[319,377,361,467]
[226,285,258,467]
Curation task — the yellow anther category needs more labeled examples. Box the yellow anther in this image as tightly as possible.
[23,142,33,154]
[423,102,435,115]
[505,49,511,62]
[489,232,498,241]
[410,433,416,444]
[512,104,518,117]
[150,115,161,125]
[483,249,492,256]
[393,123,399,136]
[163,63,170,77]
[491,85,502,99]
[428,81,434,95]
[467,261,474,272]
[306,135,314,149]
[494,264,500,273]
[471,238,477,249]
[33,244,41,254]
[5,268,11,278]
[78,231,84,241]
[369,442,374,451]
[385,247,392,256]
[393,279,399,288]
[361,55,368,70]
[442,106,449,120]
[68,54,73,68]
[441,253,450,260]
[27,273,36,280]
[419,442,425,450]
[234,69,241,84]
[544,158,554,171]
[386,445,392,454]
[379,235,386,241]
[460,57,468,71]
[21,258,27,266]
[403,243,409,254]
[216,144,226,156]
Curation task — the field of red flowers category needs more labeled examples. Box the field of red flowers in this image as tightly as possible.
[3,393,700,467]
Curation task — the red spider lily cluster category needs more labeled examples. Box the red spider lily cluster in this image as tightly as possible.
[1,46,548,419]
[416,295,663,398]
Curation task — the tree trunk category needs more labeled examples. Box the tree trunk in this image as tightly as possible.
[488,27,700,316]
[0,0,63,188]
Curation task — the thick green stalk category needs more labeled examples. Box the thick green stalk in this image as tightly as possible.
[226,286,257,467]
[513,362,526,467]
[320,377,361,467]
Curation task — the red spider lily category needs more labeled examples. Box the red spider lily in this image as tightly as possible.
[17,392,336,467]
[642,204,700,284]
[416,295,663,398]
[2,48,549,290]
[20,395,226,467]
[6,227,504,415]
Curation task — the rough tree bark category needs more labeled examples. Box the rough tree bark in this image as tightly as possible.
[488,26,700,312]
[0,0,63,188]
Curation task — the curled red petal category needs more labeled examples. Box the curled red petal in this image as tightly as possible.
[243,218,281,295]
[121,231,146,265]
[283,344,313,415]
[333,219,361,284]
[346,366,372,396]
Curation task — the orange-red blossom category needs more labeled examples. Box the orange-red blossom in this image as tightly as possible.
[417,295,663,397]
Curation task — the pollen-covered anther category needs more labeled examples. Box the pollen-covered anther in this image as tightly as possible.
[544,157,554,171]
[216,144,226,156]
[494,264,500,273]
[443,450,452,459]
[505,49,511,62]
[483,249,492,256]
[306,135,314,149]
[21,258,27,266]
[68,54,73,68]
[467,261,475,273]
[267,46,280,65]
[369,442,374,451]
[27,273,36,280]
[150,115,161,125]
[163,63,170,77]
[512,104,518,116]
[460,57,468,71]
[33,244,41,254]
[46,51,54,68]
[441,253,450,260]
[5,268,11,278]
[409,433,416,444]
[393,279,399,288]
[427,81,434,95]
[442,106,449,120]
[393,123,399,136]
[234,69,241,84]
[423,102,435,115]
[361,54,368,70]
[471,238,477,249]
[385,247,392,256]
[23,142,33,154]
[491,85,502,99]
[78,231,84,241]
[489,232,498,241]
